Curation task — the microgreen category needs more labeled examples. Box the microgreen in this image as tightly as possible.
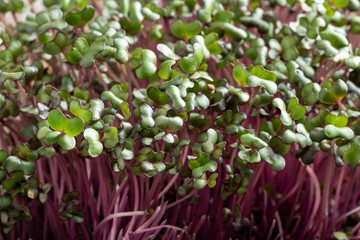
[1,0,360,239]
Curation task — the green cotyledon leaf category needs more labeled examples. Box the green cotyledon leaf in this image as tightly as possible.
[320,30,349,49]
[135,49,157,79]
[70,99,93,123]
[66,38,89,64]
[259,146,285,171]
[287,98,306,120]
[4,156,35,175]
[102,126,118,149]
[65,6,95,27]
[343,136,360,167]
[80,41,105,68]
[179,43,204,73]
[84,128,103,157]
[241,133,268,149]
[58,135,76,150]
[273,98,292,126]
[158,60,176,80]
[233,65,277,94]
[155,115,183,132]
[48,109,84,136]
[37,8,67,34]
[170,20,202,39]
[147,87,170,105]
[324,125,354,140]
[318,80,348,104]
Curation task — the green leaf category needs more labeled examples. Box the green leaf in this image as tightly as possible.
[195,94,210,109]
[151,24,163,40]
[316,40,338,57]
[65,6,95,27]
[120,102,130,121]
[122,148,134,160]
[119,17,142,35]
[223,23,247,39]
[37,146,55,158]
[273,98,292,126]
[142,7,160,21]
[205,32,223,55]
[37,9,67,34]
[80,41,105,68]
[198,0,215,23]
[283,130,308,148]
[48,109,65,132]
[70,99,93,123]
[139,104,155,128]
[157,44,180,60]
[141,161,154,171]
[114,38,130,64]
[166,85,186,110]
[90,99,104,120]
[287,98,306,120]
[163,133,175,143]
[44,131,61,145]
[0,195,12,209]
[325,114,348,127]
[179,56,197,73]
[58,135,76,150]
[147,87,170,105]
[229,88,250,103]
[101,91,123,110]
[170,20,202,39]
[103,127,118,149]
[320,30,349,49]
[179,43,204,73]
[259,147,286,171]
[194,177,207,189]
[155,115,183,132]
[343,136,360,167]
[4,156,35,175]
[240,13,270,31]
[208,173,218,188]
[62,190,80,202]
[3,179,16,190]
[345,56,360,69]
[84,128,103,157]
[0,67,24,83]
[189,113,210,130]
[281,36,298,61]
[319,80,348,104]
[241,133,268,149]
[188,154,217,177]
[48,110,84,136]
[324,125,354,140]
[201,129,218,153]
[302,83,321,105]
[239,149,261,163]
[158,60,175,80]
[135,49,157,79]
[129,1,144,22]
[44,32,68,55]
[66,38,89,64]
[0,151,8,164]
[310,127,327,142]
[269,136,290,155]
[233,64,250,87]
[331,0,349,8]
[247,75,277,95]
[63,117,85,137]
[297,124,313,146]
[192,35,210,61]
